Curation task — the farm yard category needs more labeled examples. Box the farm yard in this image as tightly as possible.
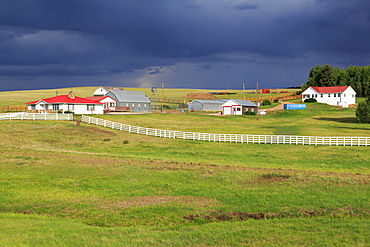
[0,87,369,246]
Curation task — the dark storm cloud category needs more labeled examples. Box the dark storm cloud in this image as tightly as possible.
[0,0,369,91]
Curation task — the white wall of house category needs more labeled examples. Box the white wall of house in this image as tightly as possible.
[28,102,104,114]
[301,87,356,108]
[99,97,117,110]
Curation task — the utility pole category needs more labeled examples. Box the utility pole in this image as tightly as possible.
[242,83,245,100]
[161,83,164,112]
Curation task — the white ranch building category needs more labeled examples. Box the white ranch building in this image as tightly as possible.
[301,86,356,108]
[85,96,117,113]
[222,99,258,115]
[26,92,105,114]
[93,86,123,96]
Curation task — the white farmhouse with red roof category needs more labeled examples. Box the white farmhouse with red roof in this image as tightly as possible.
[301,86,356,108]
[25,92,105,114]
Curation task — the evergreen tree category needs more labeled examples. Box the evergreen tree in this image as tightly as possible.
[356,98,370,123]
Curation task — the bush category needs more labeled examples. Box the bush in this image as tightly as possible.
[245,111,256,115]
[262,100,271,106]
[273,99,279,103]
[64,110,74,114]
[356,99,370,123]
[304,98,317,103]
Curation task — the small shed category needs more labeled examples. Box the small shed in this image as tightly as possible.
[187,99,227,111]
[222,99,257,115]
[105,90,151,112]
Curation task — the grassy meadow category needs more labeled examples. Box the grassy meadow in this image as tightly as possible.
[0,87,369,246]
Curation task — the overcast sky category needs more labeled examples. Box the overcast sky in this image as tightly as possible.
[1,0,369,91]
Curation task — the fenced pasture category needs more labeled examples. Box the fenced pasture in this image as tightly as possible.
[0,87,369,246]
[81,115,370,146]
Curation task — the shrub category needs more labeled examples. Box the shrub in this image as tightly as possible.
[356,99,370,123]
[262,100,271,106]
[64,110,74,114]
[304,98,317,103]
[245,111,256,115]
[123,140,129,144]
[273,99,279,103]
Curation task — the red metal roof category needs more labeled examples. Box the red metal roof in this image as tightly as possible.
[25,95,104,105]
[311,86,349,94]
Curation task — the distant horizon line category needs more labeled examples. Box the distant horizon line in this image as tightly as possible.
[1,85,302,93]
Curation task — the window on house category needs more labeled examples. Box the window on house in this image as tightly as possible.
[315,94,317,98]
[138,104,141,107]
[352,94,355,97]
[237,107,241,111]
[334,94,336,97]
[52,104,59,111]
[144,104,147,107]
[132,104,135,107]
[338,93,341,97]
[68,104,74,110]
[344,93,346,97]
[328,94,330,97]
[321,94,323,97]
[87,105,95,111]
[31,104,36,110]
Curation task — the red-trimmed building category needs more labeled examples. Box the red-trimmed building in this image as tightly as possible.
[301,86,356,108]
[85,96,117,113]
[25,92,105,114]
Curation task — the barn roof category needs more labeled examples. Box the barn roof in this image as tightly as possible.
[190,99,228,104]
[25,95,104,105]
[310,86,350,93]
[229,99,257,107]
[107,90,151,103]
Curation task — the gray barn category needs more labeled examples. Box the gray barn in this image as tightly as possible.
[105,90,151,112]
[188,99,227,111]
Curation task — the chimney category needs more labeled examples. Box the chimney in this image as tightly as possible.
[68,91,75,99]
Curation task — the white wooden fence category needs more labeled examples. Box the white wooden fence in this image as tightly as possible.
[0,113,73,121]
[81,115,370,146]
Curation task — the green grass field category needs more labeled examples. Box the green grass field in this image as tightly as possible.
[0,87,369,246]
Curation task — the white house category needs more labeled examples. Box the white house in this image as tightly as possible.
[85,96,117,113]
[222,99,258,115]
[93,87,123,96]
[25,92,105,114]
[301,86,356,108]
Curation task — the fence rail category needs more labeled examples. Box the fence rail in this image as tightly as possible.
[81,115,369,146]
[0,105,28,113]
[0,113,74,121]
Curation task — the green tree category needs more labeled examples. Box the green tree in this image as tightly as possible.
[355,98,370,123]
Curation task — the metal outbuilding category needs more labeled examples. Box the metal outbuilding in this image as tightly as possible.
[105,90,151,112]
[187,99,228,111]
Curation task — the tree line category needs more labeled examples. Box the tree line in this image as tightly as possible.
[301,64,370,97]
